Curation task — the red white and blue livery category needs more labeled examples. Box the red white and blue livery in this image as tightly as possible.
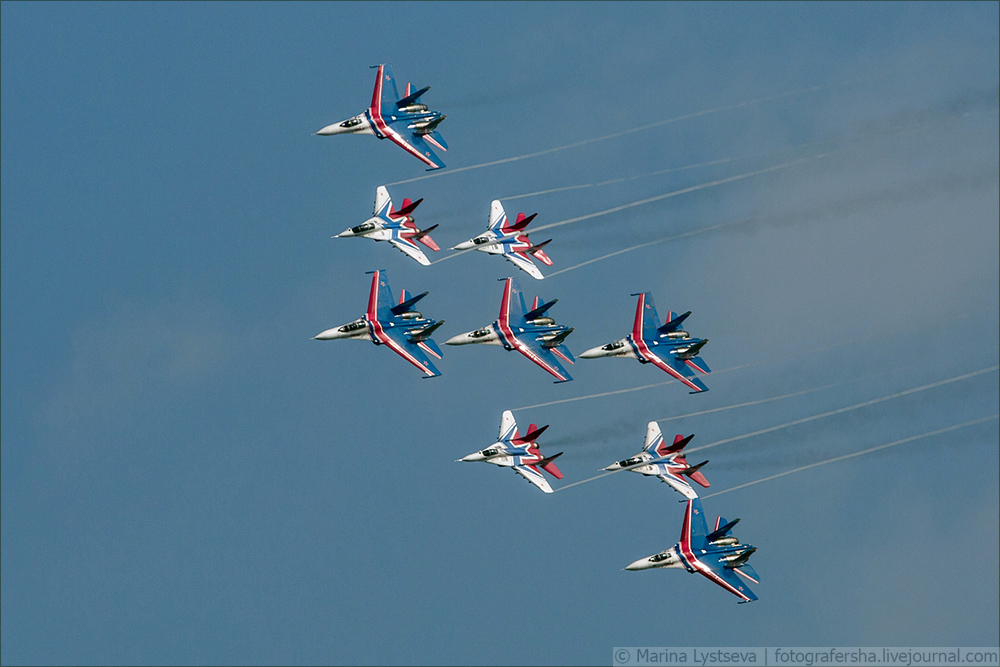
[451,200,553,280]
[335,186,440,266]
[580,293,711,393]
[445,277,575,383]
[458,410,564,494]
[313,269,445,378]
[602,423,710,499]
[625,497,759,604]
[315,64,447,170]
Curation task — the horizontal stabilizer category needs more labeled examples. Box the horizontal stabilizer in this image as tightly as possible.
[417,337,443,359]
[706,517,741,543]
[733,562,760,584]
[407,319,444,343]
[391,291,429,315]
[664,433,694,454]
[396,85,430,108]
[538,452,564,479]
[676,339,708,360]
[525,298,558,321]
[412,224,440,251]
[510,212,537,232]
[393,197,423,217]
[686,357,711,374]
[517,424,549,443]
[723,547,756,569]
[683,460,711,488]
[541,328,574,349]
[527,238,552,255]
[658,310,691,334]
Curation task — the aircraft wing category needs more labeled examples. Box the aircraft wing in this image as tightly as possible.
[388,237,431,266]
[369,320,442,378]
[501,249,545,280]
[632,343,709,393]
[511,337,574,383]
[656,472,699,499]
[696,561,758,603]
[512,464,554,493]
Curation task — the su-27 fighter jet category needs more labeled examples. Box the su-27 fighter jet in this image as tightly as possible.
[335,186,440,266]
[625,497,759,604]
[451,200,553,280]
[580,292,711,393]
[601,422,710,499]
[445,277,575,383]
[312,270,445,378]
[315,64,447,170]
[458,410,564,493]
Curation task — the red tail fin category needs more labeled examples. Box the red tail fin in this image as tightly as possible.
[509,212,537,232]
[392,197,423,217]
[538,452,564,479]
[411,224,439,251]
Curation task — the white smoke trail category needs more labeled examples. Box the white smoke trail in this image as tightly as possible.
[684,365,999,454]
[551,366,998,492]
[431,155,827,267]
[384,84,826,187]
[700,414,999,499]
[529,154,828,234]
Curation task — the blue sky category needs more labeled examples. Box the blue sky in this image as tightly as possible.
[2,2,998,665]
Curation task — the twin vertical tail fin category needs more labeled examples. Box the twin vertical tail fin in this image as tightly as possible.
[537,452,564,479]
[392,197,423,217]
[411,224,440,251]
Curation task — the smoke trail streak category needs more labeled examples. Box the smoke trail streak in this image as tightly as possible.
[529,154,828,234]
[685,366,999,454]
[656,382,847,423]
[430,154,826,266]
[550,367,997,492]
[501,157,740,201]
[701,414,999,499]
[512,336,880,411]
[385,85,826,187]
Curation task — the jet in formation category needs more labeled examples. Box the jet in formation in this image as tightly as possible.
[335,186,440,266]
[445,277,575,382]
[625,497,759,603]
[580,293,711,393]
[458,410,564,493]
[313,269,445,378]
[315,64,447,170]
[602,422,710,499]
[452,200,553,280]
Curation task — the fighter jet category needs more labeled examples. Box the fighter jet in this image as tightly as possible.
[625,497,759,604]
[313,269,444,378]
[601,422,710,499]
[445,277,575,383]
[458,410,564,494]
[451,200,553,280]
[315,64,447,170]
[334,186,440,266]
[580,292,711,393]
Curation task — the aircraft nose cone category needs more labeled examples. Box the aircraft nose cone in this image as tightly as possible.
[334,228,353,238]
[315,123,341,136]
[625,558,652,571]
[312,328,340,340]
[451,241,474,250]
[458,453,483,462]
[602,464,621,472]
[445,333,470,346]
[579,346,605,359]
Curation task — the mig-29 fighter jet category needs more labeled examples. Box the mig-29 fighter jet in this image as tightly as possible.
[601,422,710,499]
[451,200,553,280]
[625,497,759,604]
[580,292,711,393]
[334,186,440,266]
[315,64,447,170]
[445,277,575,383]
[458,410,564,494]
[313,270,445,378]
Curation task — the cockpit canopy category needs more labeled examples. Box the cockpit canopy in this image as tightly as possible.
[618,456,644,468]
[338,320,367,333]
[602,340,626,351]
[650,550,674,563]
[472,236,492,245]
[340,117,364,128]
[481,448,499,457]
[470,327,493,338]
[351,221,377,234]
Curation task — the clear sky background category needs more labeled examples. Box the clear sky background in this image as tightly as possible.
[2,2,998,665]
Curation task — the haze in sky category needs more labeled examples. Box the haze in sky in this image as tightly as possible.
[2,2,998,665]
